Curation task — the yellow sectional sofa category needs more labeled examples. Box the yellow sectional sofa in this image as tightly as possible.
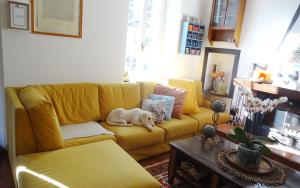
[5,80,230,188]
[16,140,161,188]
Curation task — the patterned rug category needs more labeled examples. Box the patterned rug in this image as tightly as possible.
[144,159,182,188]
[144,159,170,188]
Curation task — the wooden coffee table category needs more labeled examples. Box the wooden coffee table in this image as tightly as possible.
[168,136,300,188]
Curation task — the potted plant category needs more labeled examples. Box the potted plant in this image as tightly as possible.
[228,127,275,169]
[240,88,288,136]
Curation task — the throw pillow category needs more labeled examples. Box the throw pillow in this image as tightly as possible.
[148,94,175,120]
[141,99,165,124]
[168,79,200,114]
[154,85,187,119]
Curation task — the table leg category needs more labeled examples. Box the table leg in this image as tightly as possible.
[168,147,177,185]
[210,174,219,188]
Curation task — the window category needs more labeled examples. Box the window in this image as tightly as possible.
[125,0,163,82]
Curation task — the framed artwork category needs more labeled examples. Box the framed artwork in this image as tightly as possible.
[31,0,83,38]
[9,1,29,30]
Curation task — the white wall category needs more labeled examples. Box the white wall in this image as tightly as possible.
[162,0,205,80]
[237,0,300,78]
[0,0,129,86]
[162,0,300,81]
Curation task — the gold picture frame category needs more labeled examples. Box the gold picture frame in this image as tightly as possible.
[31,0,83,38]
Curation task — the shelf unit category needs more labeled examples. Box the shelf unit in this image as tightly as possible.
[179,21,205,56]
[208,0,246,46]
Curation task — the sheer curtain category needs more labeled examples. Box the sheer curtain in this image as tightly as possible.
[125,0,164,82]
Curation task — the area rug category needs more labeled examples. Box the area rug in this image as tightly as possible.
[144,159,182,188]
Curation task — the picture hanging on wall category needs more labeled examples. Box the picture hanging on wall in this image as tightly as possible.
[31,0,83,38]
[9,1,29,30]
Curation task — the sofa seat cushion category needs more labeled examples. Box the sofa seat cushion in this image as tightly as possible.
[36,83,100,125]
[156,115,198,141]
[16,140,161,188]
[103,123,165,150]
[188,107,231,131]
[63,134,116,148]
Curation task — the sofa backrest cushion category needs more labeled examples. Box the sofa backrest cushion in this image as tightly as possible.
[19,87,63,152]
[139,81,158,99]
[168,79,200,114]
[99,83,141,121]
[194,80,203,107]
[36,83,100,125]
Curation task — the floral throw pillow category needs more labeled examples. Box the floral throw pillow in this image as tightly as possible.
[148,94,175,120]
[141,99,166,124]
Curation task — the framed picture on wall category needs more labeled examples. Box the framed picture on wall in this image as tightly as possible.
[31,0,83,38]
[9,1,29,30]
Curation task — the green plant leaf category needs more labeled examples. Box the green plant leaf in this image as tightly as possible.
[252,142,271,156]
[233,127,250,145]
[228,134,238,142]
[252,136,276,143]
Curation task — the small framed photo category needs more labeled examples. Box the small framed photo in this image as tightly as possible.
[9,1,29,30]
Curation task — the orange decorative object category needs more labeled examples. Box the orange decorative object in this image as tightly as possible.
[189,24,193,31]
[212,72,219,79]
[258,71,267,80]
[252,69,272,83]
[218,71,225,78]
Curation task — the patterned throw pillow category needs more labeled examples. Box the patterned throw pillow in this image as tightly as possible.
[141,99,165,124]
[148,94,175,120]
[155,85,187,119]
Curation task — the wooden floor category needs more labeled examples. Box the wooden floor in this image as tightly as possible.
[139,152,170,166]
[0,149,15,188]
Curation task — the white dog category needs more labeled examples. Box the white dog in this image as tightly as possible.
[106,108,155,131]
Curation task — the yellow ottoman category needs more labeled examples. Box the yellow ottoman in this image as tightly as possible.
[16,140,161,188]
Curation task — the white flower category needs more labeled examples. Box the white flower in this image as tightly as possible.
[266,105,274,112]
[241,87,287,114]
[263,98,270,106]
[261,108,268,114]
[253,98,263,107]
[279,96,288,103]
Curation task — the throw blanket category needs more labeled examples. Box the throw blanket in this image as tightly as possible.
[61,121,114,140]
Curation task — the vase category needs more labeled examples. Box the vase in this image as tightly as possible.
[244,112,270,136]
[236,143,262,169]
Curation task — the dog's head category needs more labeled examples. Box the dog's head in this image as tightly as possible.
[141,111,155,127]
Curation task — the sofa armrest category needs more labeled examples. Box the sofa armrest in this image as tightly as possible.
[201,99,211,109]
[5,88,37,180]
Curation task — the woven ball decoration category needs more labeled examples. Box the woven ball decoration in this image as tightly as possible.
[211,100,226,113]
[203,125,216,138]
